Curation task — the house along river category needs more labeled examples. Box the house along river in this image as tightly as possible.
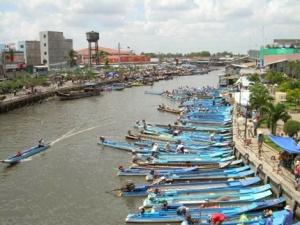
[0,70,221,225]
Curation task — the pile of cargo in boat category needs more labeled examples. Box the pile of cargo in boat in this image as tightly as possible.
[97,86,293,225]
[56,83,102,100]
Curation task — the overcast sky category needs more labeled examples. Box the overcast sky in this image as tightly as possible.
[1,0,300,54]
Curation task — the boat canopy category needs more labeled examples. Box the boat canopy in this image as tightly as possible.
[269,135,300,154]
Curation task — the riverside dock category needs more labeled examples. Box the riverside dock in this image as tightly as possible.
[233,110,300,216]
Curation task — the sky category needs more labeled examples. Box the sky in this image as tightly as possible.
[0,0,300,54]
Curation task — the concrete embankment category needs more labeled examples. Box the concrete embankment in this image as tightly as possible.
[233,123,300,217]
[0,78,120,113]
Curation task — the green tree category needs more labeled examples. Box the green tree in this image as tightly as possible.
[249,83,273,113]
[68,49,77,67]
[248,74,260,83]
[262,103,291,135]
[94,50,108,64]
[283,120,300,137]
[286,88,300,108]
[264,71,286,85]
[288,60,300,79]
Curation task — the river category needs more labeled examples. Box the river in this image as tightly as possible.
[0,70,221,225]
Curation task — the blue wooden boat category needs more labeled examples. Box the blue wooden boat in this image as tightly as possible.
[126,200,286,223]
[148,169,254,181]
[111,83,125,91]
[118,165,250,177]
[120,177,260,197]
[147,184,271,199]
[2,144,50,164]
[143,189,272,208]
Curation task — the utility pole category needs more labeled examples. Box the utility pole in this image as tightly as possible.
[118,42,121,67]
[244,104,249,140]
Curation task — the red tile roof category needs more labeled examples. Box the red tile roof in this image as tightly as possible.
[76,47,130,56]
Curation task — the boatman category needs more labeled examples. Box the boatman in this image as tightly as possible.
[176,143,185,154]
[176,206,189,216]
[208,213,226,225]
[282,205,293,225]
[38,138,44,147]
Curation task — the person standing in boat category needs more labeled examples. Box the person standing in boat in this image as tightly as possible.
[176,143,185,154]
[208,213,226,225]
[38,138,45,147]
[282,205,293,225]
[164,142,171,152]
[151,143,159,153]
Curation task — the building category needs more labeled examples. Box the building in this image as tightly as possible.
[18,41,41,66]
[76,46,150,65]
[39,31,73,69]
[274,39,300,47]
[1,51,25,71]
[248,50,259,59]
[259,47,300,73]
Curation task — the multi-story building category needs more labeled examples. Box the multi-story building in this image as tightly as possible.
[39,31,73,69]
[274,39,300,47]
[18,41,41,66]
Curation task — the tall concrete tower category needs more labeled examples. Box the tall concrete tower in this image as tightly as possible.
[86,31,99,66]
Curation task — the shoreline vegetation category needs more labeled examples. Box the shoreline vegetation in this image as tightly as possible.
[0,65,213,113]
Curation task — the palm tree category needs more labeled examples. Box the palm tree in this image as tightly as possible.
[261,103,291,135]
[68,49,77,67]
[94,50,108,65]
[249,83,273,114]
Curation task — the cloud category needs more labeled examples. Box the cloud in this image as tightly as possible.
[0,0,300,53]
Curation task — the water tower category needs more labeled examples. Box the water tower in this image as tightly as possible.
[86,31,99,66]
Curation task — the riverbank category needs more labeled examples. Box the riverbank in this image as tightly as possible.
[232,107,300,216]
[0,66,215,114]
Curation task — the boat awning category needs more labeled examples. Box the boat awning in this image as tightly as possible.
[269,135,300,154]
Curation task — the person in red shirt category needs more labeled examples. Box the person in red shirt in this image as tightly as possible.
[208,213,226,225]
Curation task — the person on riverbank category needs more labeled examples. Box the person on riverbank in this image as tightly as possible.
[257,132,264,157]
[294,161,300,190]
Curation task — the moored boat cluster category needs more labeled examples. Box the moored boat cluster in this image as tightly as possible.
[98,86,294,225]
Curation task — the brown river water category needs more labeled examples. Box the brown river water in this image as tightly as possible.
[0,70,220,225]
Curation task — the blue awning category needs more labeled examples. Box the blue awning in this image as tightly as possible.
[269,135,300,154]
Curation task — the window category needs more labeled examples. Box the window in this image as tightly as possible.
[44,51,47,55]
[43,34,46,38]
[44,43,46,47]
[20,45,24,48]
[43,59,47,64]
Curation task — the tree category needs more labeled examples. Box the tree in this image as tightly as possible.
[249,83,273,113]
[288,60,300,79]
[283,120,300,137]
[264,71,286,85]
[262,103,291,135]
[68,49,77,67]
[248,74,260,83]
[94,50,108,64]
[286,88,300,108]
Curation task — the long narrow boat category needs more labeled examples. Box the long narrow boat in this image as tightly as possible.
[120,177,260,197]
[147,184,271,199]
[126,199,286,223]
[149,169,254,182]
[143,189,272,207]
[98,138,232,154]
[157,106,183,114]
[1,144,50,164]
[118,165,250,177]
